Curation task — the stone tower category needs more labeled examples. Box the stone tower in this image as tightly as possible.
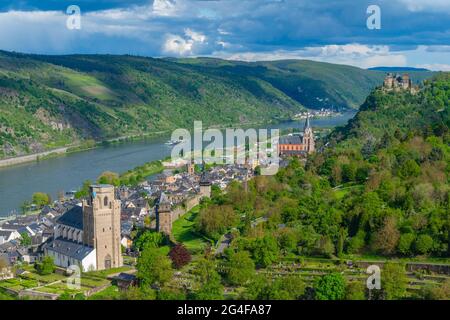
[187,160,195,175]
[156,193,172,235]
[199,171,212,198]
[82,184,123,270]
[303,114,315,154]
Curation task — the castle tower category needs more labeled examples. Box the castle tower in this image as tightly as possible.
[156,192,172,235]
[303,114,315,154]
[199,171,212,199]
[82,185,123,270]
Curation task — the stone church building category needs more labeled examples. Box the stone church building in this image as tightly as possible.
[278,115,315,158]
[44,184,123,271]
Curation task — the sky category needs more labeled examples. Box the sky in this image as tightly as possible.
[0,0,449,70]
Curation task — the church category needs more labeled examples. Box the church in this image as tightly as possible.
[278,115,315,158]
[43,184,123,271]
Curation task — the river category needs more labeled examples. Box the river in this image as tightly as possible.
[0,112,355,216]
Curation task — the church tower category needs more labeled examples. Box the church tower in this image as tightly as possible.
[82,185,123,270]
[303,114,315,154]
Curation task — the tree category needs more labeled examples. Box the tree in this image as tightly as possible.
[137,247,173,287]
[226,251,255,285]
[193,258,223,300]
[371,216,400,255]
[398,159,421,178]
[97,171,120,186]
[397,233,415,255]
[417,279,450,300]
[32,192,50,208]
[345,280,366,300]
[169,244,191,269]
[75,180,92,199]
[251,235,279,267]
[415,234,433,255]
[20,232,32,246]
[35,256,55,275]
[196,205,239,240]
[314,273,346,300]
[133,231,165,252]
[382,262,407,300]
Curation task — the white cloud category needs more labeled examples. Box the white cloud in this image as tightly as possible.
[415,63,450,71]
[398,0,450,13]
[163,29,207,56]
[218,44,407,69]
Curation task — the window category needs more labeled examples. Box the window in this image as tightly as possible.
[104,196,109,206]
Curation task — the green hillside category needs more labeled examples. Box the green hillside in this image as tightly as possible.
[0,51,433,159]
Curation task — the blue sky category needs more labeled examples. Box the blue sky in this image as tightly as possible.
[0,0,449,70]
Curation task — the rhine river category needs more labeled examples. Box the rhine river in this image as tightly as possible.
[0,113,355,217]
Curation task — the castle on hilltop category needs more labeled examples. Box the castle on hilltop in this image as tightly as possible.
[383,73,418,93]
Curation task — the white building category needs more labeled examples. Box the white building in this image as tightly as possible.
[45,238,97,272]
[0,229,21,245]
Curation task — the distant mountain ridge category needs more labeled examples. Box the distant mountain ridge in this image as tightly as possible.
[0,51,435,159]
[368,66,431,72]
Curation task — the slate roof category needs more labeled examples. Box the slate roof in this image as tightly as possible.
[279,135,303,145]
[44,238,94,261]
[56,205,83,230]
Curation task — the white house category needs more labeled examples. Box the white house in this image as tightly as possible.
[44,238,97,272]
[0,229,21,245]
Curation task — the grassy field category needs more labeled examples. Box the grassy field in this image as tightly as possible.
[88,285,121,300]
[172,206,209,251]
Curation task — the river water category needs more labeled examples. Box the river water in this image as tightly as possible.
[0,113,355,216]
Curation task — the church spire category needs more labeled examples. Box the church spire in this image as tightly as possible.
[304,112,311,131]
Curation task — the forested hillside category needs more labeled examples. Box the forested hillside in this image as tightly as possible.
[0,50,434,159]
[183,74,449,299]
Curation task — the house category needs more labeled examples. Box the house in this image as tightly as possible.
[113,273,138,290]
[120,235,132,249]
[0,229,21,245]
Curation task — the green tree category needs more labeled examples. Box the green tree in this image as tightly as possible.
[97,171,120,186]
[251,235,279,267]
[193,258,223,300]
[314,273,346,300]
[20,232,32,246]
[75,180,92,199]
[35,256,55,275]
[32,192,50,208]
[382,262,407,300]
[133,231,165,252]
[226,251,255,285]
[397,233,415,255]
[415,234,433,255]
[398,159,421,178]
[136,247,173,287]
[345,280,366,300]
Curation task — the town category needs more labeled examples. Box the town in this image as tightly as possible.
[0,117,316,299]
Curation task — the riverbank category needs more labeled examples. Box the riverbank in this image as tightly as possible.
[0,113,356,216]
[0,118,285,170]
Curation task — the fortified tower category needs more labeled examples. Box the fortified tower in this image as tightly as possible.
[156,193,172,235]
[199,170,212,199]
[82,185,123,270]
